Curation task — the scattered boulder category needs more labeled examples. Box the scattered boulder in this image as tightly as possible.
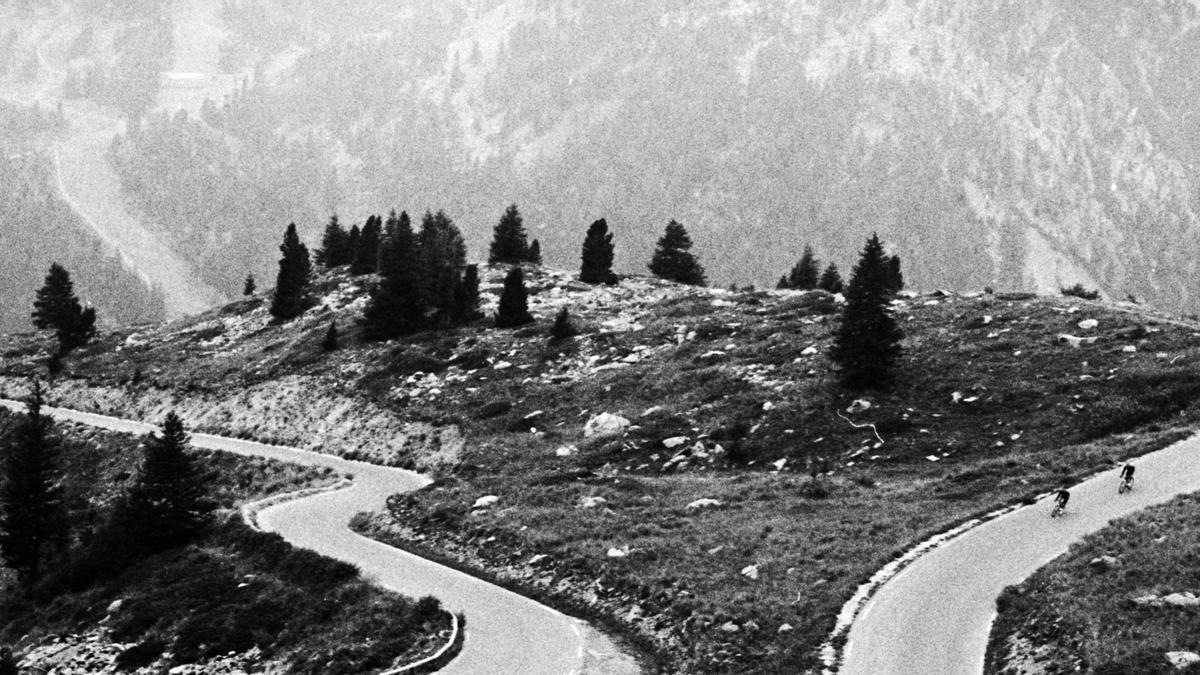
[686,498,723,510]
[1132,594,1162,607]
[719,621,741,633]
[771,458,787,471]
[1057,334,1098,348]
[741,564,760,580]
[1162,592,1200,607]
[800,345,819,356]
[1166,651,1200,670]
[777,623,794,633]
[579,496,608,509]
[472,495,500,510]
[555,445,578,457]
[846,399,872,414]
[1089,555,1118,572]
[663,436,689,449]
[1077,318,1099,330]
[584,413,631,438]
[1123,345,1138,353]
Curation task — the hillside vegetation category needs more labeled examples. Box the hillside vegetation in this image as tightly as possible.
[3,262,1200,671]
[0,408,454,674]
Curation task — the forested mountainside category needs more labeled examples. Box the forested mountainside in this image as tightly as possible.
[0,103,164,333]
[8,0,1200,310]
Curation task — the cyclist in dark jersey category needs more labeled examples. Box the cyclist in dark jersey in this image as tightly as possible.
[1120,463,1135,483]
[1054,488,1070,510]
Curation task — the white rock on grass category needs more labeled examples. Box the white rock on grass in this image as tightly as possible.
[472,495,500,509]
[686,498,723,510]
[607,546,631,558]
[584,413,631,438]
[555,445,578,457]
[1078,318,1099,330]
[579,496,608,509]
[1162,592,1200,607]
[741,564,760,580]
[846,399,872,414]
[663,436,689,449]
[1166,651,1200,669]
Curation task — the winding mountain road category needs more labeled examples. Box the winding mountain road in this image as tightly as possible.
[2,401,640,675]
[840,431,1200,674]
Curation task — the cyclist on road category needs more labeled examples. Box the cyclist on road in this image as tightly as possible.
[1120,463,1135,483]
[1053,488,1070,513]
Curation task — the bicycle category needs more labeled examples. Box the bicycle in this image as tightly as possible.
[1118,475,1134,494]
[1050,503,1065,518]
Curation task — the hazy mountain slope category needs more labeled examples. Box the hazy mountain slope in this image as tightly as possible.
[51,0,1200,310]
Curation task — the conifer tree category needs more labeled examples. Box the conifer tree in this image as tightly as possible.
[242,273,256,296]
[885,255,904,294]
[776,275,790,290]
[315,215,351,267]
[830,234,904,389]
[489,203,530,264]
[362,211,424,340]
[123,412,213,551]
[32,263,96,353]
[346,224,361,267]
[0,646,15,675]
[453,264,483,323]
[0,381,66,585]
[269,223,311,321]
[351,215,382,275]
[818,263,844,294]
[527,239,542,265]
[648,220,706,286]
[787,246,820,290]
[550,306,577,340]
[322,321,339,352]
[418,210,467,324]
[495,266,534,328]
[580,218,616,284]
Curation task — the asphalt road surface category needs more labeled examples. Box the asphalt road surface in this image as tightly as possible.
[3,402,640,675]
[841,432,1200,674]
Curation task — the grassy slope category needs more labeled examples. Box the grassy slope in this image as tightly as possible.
[987,493,1200,674]
[4,265,1200,672]
[0,409,452,674]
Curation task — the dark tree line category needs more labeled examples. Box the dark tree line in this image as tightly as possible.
[0,384,212,590]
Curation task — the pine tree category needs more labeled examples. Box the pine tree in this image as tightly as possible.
[0,381,66,585]
[269,223,311,321]
[550,306,577,340]
[362,211,424,340]
[0,645,15,675]
[580,218,616,285]
[315,214,351,267]
[648,220,706,285]
[418,210,467,324]
[818,263,844,294]
[322,321,339,352]
[527,239,542,265]
[346,224,361,267]
[885,255,904,294]
[489,204,530,264]
[495,266,534,328]
[453,264,483,323]
[242,273,256,296]
[776,275,790,290]
[123,412,213,551]
[351,215,382,275]
[31,263,96,353]
[787,246,820,290]
[830,234,904,389]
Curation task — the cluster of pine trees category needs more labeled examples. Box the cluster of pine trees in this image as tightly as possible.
[0,383,212,590]
[777,244,901,297]
[272,204,712,339]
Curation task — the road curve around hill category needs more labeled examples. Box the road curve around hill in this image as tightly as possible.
[2,402,640,675]
[840,432,1200,674]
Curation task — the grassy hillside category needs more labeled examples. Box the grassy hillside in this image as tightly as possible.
[0,408,455,674]
[987,492,1200,674]
[3,264,1200,671]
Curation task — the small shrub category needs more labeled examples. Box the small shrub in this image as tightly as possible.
[1061,284,1100,300]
